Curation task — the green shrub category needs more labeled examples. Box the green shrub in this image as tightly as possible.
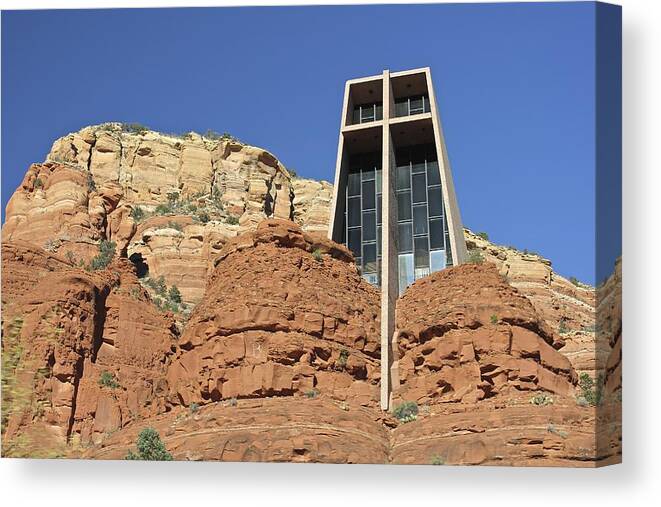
[466,249,484,265]
[99,371,120,389]
[87,173,96,192]
[130,206,145,222]
[304,389,318,399]
[476,231,489,241]
[490,314,498,324]
[125,428,173,461]
[337,349,349,369]
[34,177,44,189]
[226,215,240,225]
[393,401,418,422]
[530,393,553,406]
[121,122,149,135]
[558,319,569,335]
[430,455,445,465]
[194,210,210,224]
[155,203,173,215]
[287,168,298,178]
[88,240,116,271]
[65,251,76,265]
[168,285,182,304]
[312,248,323,261]
[578,372,604,407]
[189,402,199,414]
[569,276,581,287]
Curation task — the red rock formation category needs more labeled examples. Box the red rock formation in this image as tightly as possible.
[1,243,177,456]
[165,219,382,408]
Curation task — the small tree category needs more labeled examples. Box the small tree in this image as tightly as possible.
[569,276,581,287]
[89,240,116,271]
[125,428,173,461]
[168,285,182,304]
[476,231,489,241]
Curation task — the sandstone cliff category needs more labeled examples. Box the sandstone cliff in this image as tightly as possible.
[2,124,332,305]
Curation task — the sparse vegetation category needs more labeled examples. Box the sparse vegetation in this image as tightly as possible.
[44,238,59,252]
[88,240,116,271]
[65,251,76,265]
[34,177,43,189]
[547,424,568,439]
[430,455,445,465]
[125,428,173,461]
[226,397,238,407]
[189,403,199,414]
[569,276,581,287]
[87,173,96,192]
[168,285,182,304]
[466,249,484,265]
[165,221,183,232]
[304,389,318,399]
[193,210,210,224]
[476,231,489,241]
[578,372,604,407]
[490,314,498,324]
[312,248,323,262]
[337,349,349,369]
[121,122,150,135]
[98,371,120,389]
[226,215,240,225]
[530,393,554,406]
[558,318,569,335]
[2,317,25,432]
[287,167,298,178]
[130,206,145,222]
[393,401,418,423]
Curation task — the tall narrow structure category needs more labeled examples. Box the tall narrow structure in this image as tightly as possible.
[328,67,468,410]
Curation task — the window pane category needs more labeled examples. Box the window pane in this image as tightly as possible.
[363,243,377,273]
[377,226,382,253]
[395,100,408,117]
[362,180,375,210]
[375,169,382,192]
[396,165,410,190]
[397,191,412,221]
[398,222,413,253]
[430,249,446,273]
[361,165,375,181]
[352,108,361,124]
[362,211,376,241]
[375,103,383,121]
[376,194,382,225]
[348,228,361,256]
[411,162,426,174]
[413,205,428,235]
[414,236,430,268]
[429,218,444,249]
[348,172,361,196]
[410,96,423,114]
[361,105,375,122]
[348,197,361,227]
[428,187,443,217]
[412,173,427,203]
[424,95,431,113]
[426,161,440,186]
[398,253,415,293]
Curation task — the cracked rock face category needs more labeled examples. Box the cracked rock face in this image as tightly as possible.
[2,124,332,304]
[166,219,382,408]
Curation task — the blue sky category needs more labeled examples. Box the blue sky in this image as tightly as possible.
[1,3,619,284]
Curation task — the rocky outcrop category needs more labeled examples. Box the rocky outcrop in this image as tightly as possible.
[389,262,620,466]
[464,230,602,375]
[394,263,576,405]
[1,243,178,457]
[165,219,382,408]
[3,124,332,305]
